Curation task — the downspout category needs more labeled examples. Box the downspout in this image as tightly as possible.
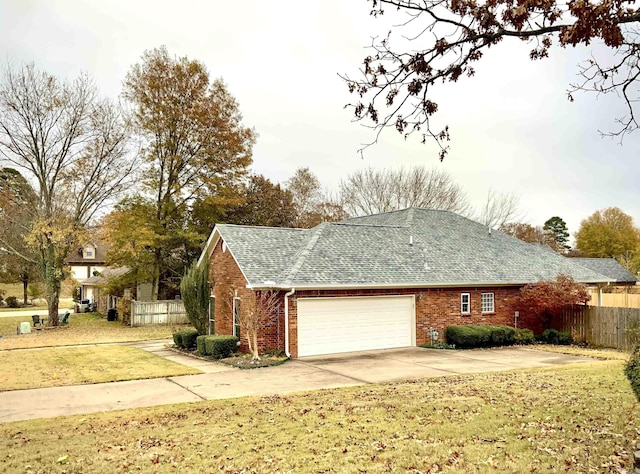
[284,288,295,358]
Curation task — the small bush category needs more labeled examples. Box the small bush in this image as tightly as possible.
[180,329,199,349]
[624,345,640,402]
[5,296,19,308]
[204,335,239,359]
[196,335,208,356]
[446,325,517,348]
[446,325,489,348]
[514,328,535,345]
[488,325,516,346]
[536,328,573,345]
[173,332,182,347]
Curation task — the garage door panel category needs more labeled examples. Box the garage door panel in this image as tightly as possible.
[297,296,414,357]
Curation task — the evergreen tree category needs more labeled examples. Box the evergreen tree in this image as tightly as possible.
[180,259,211,335]
[544,216,570,252]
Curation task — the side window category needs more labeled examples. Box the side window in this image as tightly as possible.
[233,296,241,338]
[461,293,470,314]
[481,293,495,313]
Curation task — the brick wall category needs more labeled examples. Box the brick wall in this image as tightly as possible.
[287,287,532,358]
[211,239,538,358]
[209,238,284,354]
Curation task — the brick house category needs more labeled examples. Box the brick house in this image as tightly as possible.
[199,208,610,358]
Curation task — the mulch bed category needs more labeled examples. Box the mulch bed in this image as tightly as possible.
[217,353,289,369]
[168,345,288,369]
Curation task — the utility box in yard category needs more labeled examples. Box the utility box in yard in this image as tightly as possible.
[18,322,31,334]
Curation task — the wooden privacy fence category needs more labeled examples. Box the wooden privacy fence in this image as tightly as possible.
[554,305,640,351]
[131,300,189,326]
[587,290,640,309]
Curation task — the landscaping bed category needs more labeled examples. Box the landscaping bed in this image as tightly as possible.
[218,352,289,369]
[169,343,289,369]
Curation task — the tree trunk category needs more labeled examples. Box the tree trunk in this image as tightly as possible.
[45,270,60,326]
[151,248,161,301]
[251,330,260,361]
[43,243,61,326]
[22,275,28,305]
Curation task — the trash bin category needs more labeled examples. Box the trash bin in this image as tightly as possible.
[107,308,118,321]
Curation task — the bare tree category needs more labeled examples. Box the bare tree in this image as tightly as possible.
[286,167,348,227]
[238,290,281,361]
[476,189,521,229]
[0,63,137,324]
[343,1,640,158]
[339,166,469,217]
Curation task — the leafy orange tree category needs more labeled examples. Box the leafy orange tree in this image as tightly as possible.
[520,274,590,326]
[345,0,640,158]
[499,222,552,247]
[116,46,256,300]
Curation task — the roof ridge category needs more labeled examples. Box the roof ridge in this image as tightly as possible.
[280,223,328,285]
[216,223,304,231]
[405,207,415,226]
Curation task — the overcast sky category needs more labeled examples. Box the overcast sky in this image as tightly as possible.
[1,0,638,243]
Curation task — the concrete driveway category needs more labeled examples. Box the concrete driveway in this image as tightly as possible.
[0,344,599,423]
[296,346,595,384]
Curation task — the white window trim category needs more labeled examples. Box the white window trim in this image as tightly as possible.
[481,292,495,313]
[461,293,470,315]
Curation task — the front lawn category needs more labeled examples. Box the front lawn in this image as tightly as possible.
[0,346,201,391]
[0,313,184,350]
[1,361,638,473]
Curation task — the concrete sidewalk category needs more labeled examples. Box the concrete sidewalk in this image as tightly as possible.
[0,307,75,319]
[0,344,601,423]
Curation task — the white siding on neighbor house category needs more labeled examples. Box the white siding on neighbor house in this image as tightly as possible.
[70,265,90,281]
[297,295,415,357]
[84,287,96,301]
[90,265,106,275]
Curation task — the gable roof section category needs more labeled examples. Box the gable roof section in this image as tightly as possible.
[205,208,611,289]
[215,224,307,286]
[65,242,108,264]
[572,258,637,284]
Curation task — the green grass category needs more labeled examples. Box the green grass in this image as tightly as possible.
[0,313,187,350]
[0,362,638,473]
[0,346,201,391]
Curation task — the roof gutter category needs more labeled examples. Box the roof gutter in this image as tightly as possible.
[249,279,610,291]
[284,288,295,358]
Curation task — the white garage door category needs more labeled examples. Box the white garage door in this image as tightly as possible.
[297,295,415,357]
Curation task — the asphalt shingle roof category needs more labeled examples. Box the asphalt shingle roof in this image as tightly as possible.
[572,258,637,284]
[213,208,612,288]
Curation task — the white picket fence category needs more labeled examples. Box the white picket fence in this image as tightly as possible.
[130,300,189,326]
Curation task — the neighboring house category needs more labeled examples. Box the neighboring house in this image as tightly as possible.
[80,267,131,313]
[66,243,108,288]
[199,208,611,358]
[572,258,638,286]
